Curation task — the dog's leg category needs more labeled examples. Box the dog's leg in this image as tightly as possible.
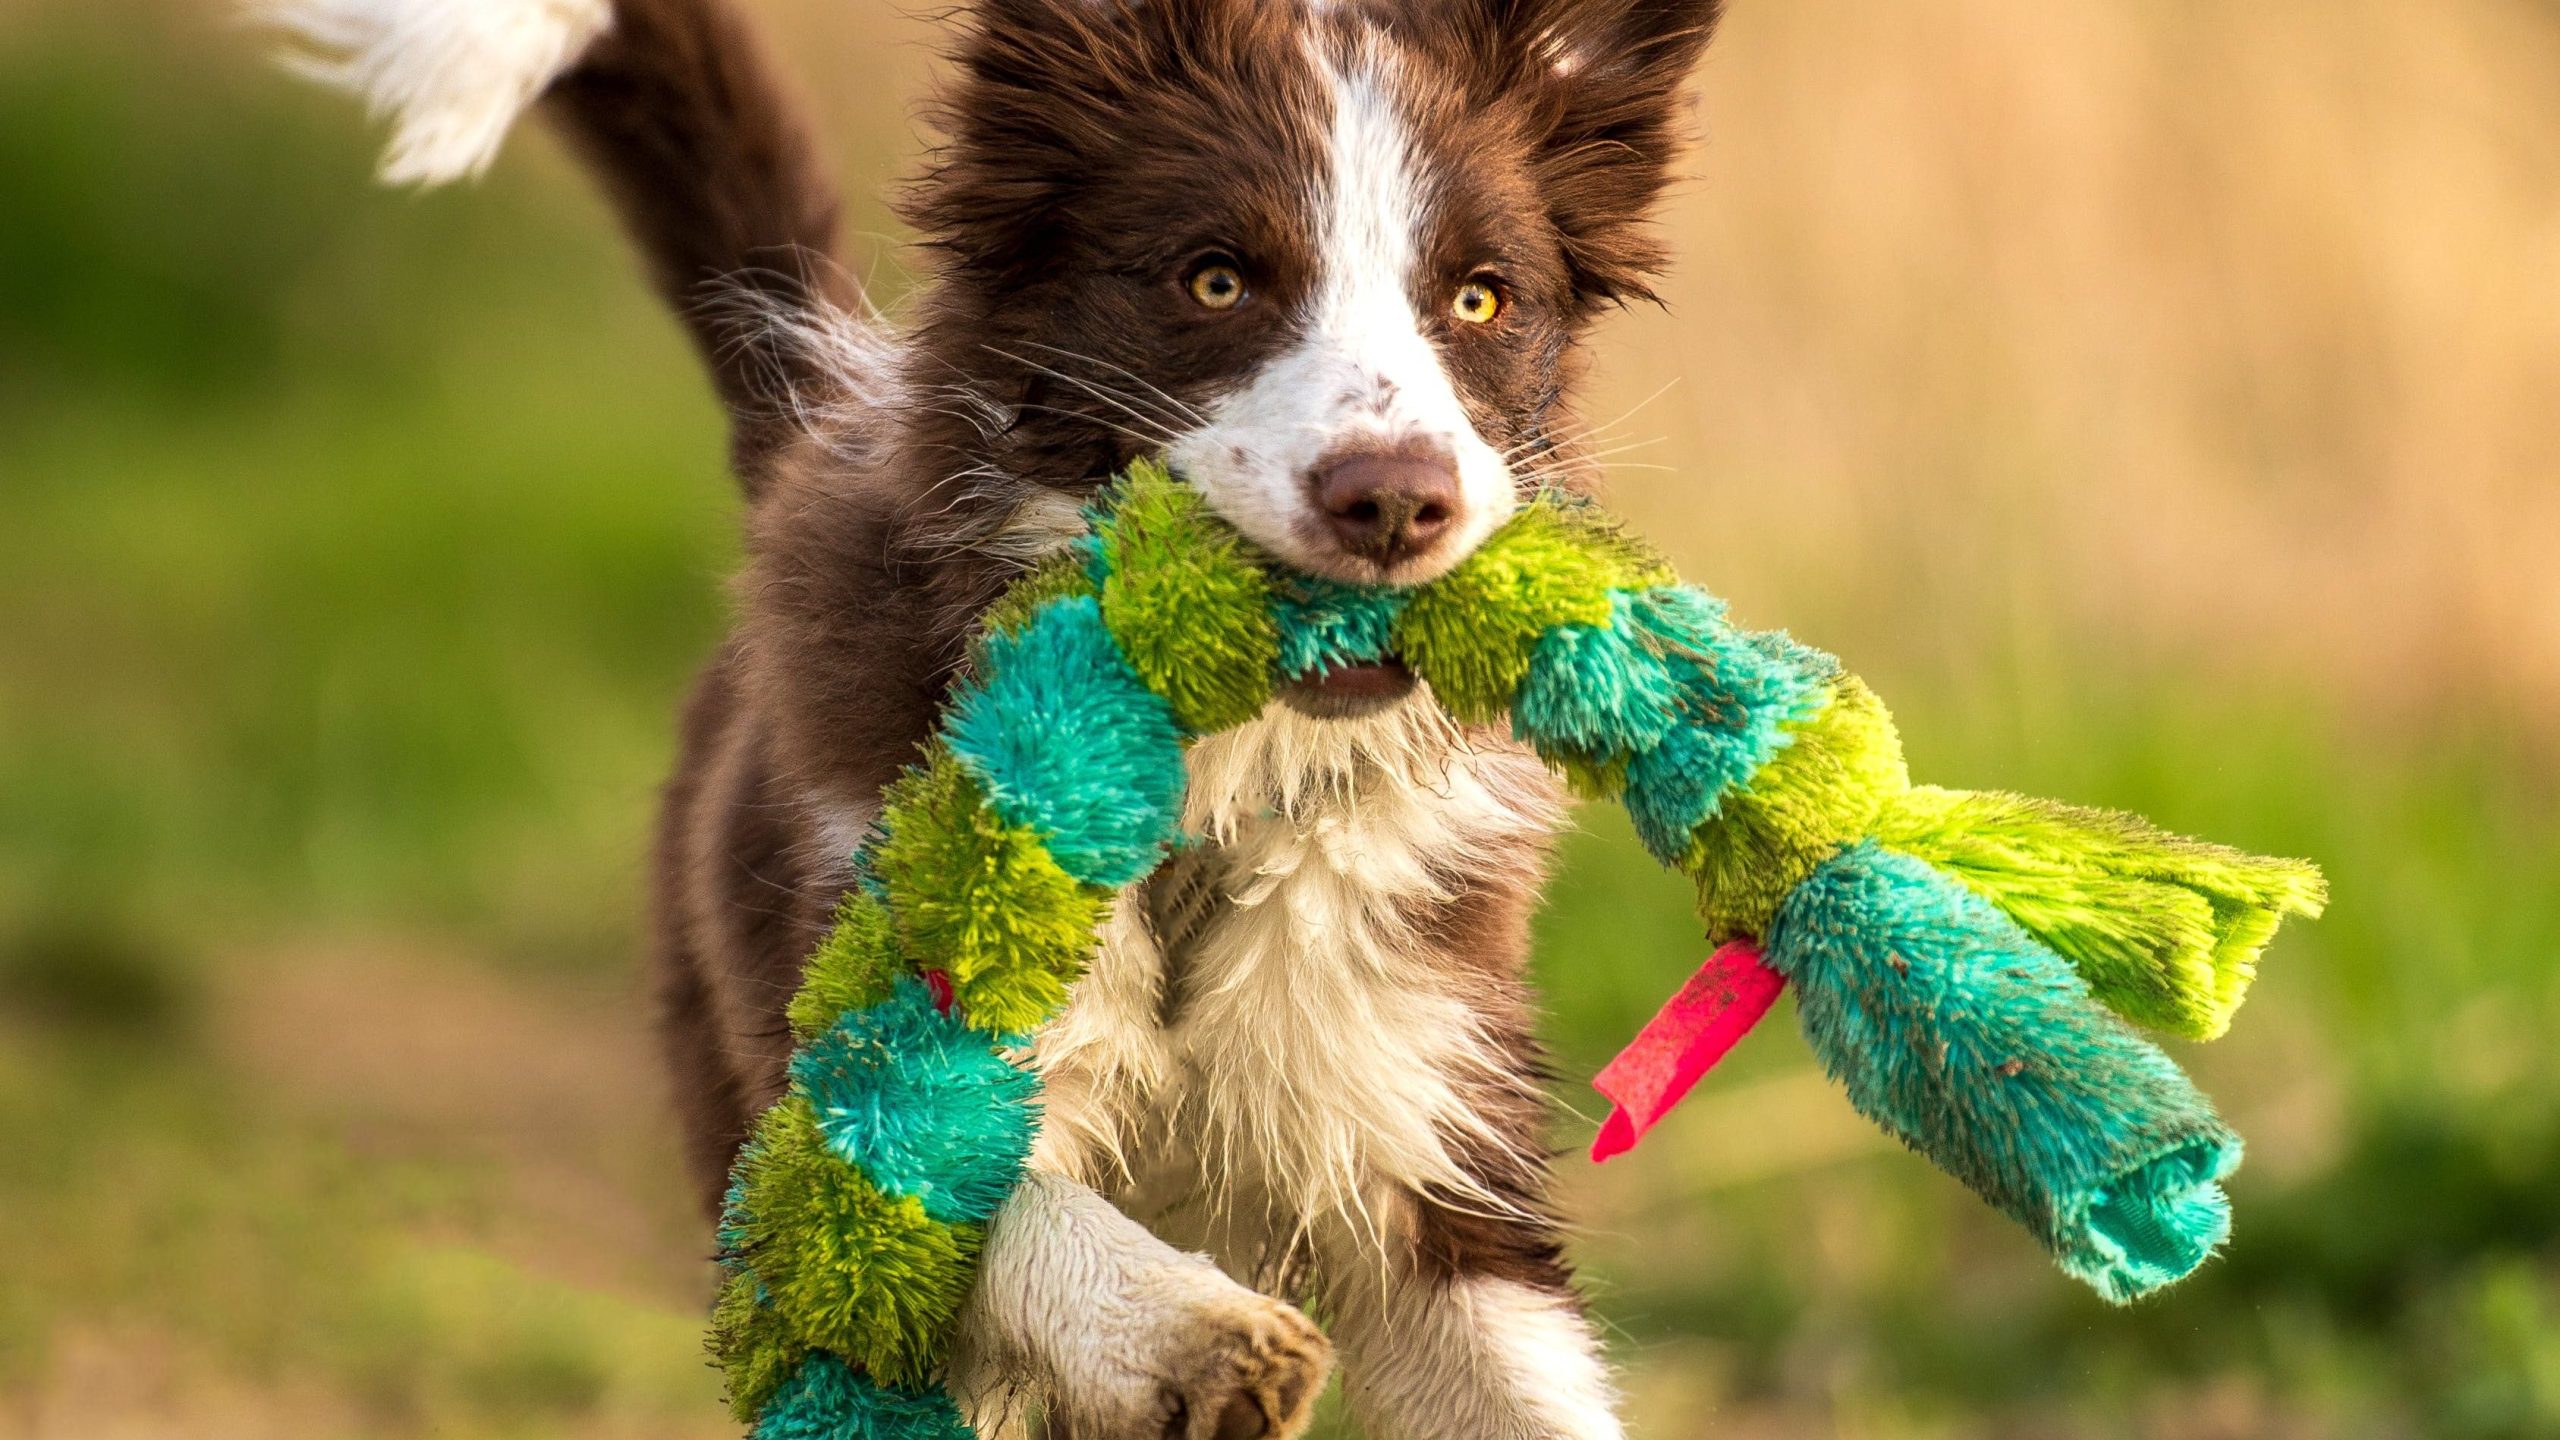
[952,901,1331,1439]
[951,1170,1333,1440]
[1308,1052,1625,1440]
[1324,1236,1622,1440]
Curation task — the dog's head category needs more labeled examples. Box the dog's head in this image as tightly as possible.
[906,0,1721,591]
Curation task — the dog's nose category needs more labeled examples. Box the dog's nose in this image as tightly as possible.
[1313,451,1462,565]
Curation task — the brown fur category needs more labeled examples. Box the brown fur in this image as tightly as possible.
[1398,757,1578,1294]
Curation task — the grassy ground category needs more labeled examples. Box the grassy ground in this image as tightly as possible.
[5,3,2558,1436]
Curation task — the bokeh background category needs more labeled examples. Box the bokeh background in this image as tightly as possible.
[4,0,2556,1435]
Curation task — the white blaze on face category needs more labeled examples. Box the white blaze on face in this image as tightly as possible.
[1168,38,1518,582]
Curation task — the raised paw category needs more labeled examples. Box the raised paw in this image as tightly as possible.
[1153,1290,1331,1440]
[952,1173,1334,1440]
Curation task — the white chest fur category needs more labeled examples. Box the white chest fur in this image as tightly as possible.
[1028,698,1562,1253]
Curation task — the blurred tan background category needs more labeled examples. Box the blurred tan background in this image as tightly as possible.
[3,1,2555,1436]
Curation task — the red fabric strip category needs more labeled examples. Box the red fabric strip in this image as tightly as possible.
[1590,941,1786,1162]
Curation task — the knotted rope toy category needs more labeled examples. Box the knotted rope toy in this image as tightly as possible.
[711,462,2325,1436]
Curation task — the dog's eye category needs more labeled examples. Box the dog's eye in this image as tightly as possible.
[1186,260,1248,311]
[1452,279,1504,325]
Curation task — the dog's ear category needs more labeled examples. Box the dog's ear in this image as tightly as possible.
[951,0,1138,103]
[1464,0,1726,307]
[906,0,1138,278]
[909,0,1277,279]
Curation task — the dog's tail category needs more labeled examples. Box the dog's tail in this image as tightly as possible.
[263,0,859,487]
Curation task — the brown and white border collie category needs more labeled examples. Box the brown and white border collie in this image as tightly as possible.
[265,0,1725,1434]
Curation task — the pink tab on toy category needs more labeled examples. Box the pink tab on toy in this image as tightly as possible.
[922,968,956,1015]
[1591,941,1786,1162]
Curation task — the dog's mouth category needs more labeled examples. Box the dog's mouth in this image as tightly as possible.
[1276,658,1418,721]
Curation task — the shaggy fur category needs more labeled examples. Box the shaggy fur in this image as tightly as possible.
[267,0,1729,1435]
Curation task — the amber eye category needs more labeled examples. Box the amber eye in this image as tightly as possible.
[1186,260,1248,311]
[1452,278,1504,324]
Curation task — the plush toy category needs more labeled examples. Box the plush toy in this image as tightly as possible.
[710,462,2325,1436]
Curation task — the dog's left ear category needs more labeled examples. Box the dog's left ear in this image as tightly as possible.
[1457,0,1726,307]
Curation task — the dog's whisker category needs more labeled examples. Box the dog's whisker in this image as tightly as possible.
[1499,381,1683,464]
[1010,405,1179,452]
[1013,339,1208,427]
[983,345,1196,441]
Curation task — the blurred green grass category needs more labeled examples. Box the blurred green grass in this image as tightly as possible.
[4,4,2557,1438]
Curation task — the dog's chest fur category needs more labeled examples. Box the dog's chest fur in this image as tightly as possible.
[1025,699,1562,1257]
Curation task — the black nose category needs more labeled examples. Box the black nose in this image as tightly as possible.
[1314,451,1463,565]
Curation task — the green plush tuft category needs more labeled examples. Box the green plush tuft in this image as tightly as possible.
[1540,494,1680,590]
[1096,459,1279,733]
[1687,676,1909,940]
[712,1271,807,1423]
[1876,786,2327,1040]
[969,550,1097,668]
[1397,497,1650,722]
[872,753,1104,1036]
[787,893,902,1043]
[727,1098,983,1387]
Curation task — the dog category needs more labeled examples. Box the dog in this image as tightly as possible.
[264,1,1725,1434]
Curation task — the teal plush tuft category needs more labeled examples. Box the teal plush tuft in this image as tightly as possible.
[795,974,1040,1226]
[946,595,1186,887]
[1748,627,1842,689]
[1269,573,1409,681]
[1514,591,1685,765]
[754,1354,974,1440]
[1074,532,1111,590]
[1766,843,2240,1303]
[1617,587,1830,863]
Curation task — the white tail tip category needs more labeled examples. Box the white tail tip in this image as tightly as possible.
[262,0,614,185]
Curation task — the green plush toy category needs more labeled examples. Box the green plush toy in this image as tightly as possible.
[711,462,2325,1437]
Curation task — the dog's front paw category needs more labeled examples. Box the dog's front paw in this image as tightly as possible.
[1150,1287,1331,1440]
